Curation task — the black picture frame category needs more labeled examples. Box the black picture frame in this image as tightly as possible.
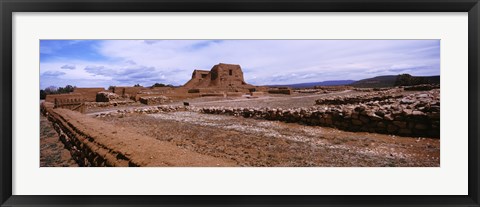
[1,0,479,206]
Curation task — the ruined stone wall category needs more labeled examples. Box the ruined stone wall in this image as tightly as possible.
[84,100,136,109]
[403,84,440,91]
[200,104,439,138]
[96,92,120,102]
[145,87,174,94]
[268,89,292,95]
[183,70,210,88]
[315,90,404,105]
[139,96,170,105]
[73,88,105,102]
[41,102,131,166]
[40,102,235,167]
[201,90,440,138]
[45,93,81,103]
[314,85,354,91]
[46,93,86,113]
[42,88,101,103]
[113,86,144,98]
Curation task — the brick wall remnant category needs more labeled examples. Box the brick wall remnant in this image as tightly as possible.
[73,88,105,102]
[139,96,170,105]
[96,92,120,102]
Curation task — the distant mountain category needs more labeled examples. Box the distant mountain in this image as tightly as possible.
[350,74,440,88]
[267,80,356,89]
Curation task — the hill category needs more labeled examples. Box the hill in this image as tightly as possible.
[350,74,440,88]
[349,75,398,88]
[267,80,355,89]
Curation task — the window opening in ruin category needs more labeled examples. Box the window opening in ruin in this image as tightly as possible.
[201,74,207,78]
[229,70,233,76]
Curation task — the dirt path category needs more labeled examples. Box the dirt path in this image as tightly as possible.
[98,111,439,167]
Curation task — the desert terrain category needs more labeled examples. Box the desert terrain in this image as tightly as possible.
[40,63,440,167]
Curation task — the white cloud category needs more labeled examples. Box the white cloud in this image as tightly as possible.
[40,40,440,89]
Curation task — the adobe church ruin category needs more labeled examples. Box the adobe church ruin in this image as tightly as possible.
[183,63,254,91]
[45,63,290,112]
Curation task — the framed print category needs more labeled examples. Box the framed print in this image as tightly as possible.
[1,0,479,206]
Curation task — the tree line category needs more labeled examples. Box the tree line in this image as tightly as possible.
[40,85,76,100]
[41,83,176,100]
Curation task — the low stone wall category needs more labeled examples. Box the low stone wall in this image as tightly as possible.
[314,85,354,91]
[41,102,129,166]
[139,95,170,105]
[404,84,440,91]
[201,90,440,138]
[250,92,265,96]
[200,106,439,138]
[294,89,326,94]
[93,105,186,118]
[315,90,404,105]
[201,93,225,97]
[188,89,200,93]
[41,102,235,167]
[84,100,136,109]
[268,89,292,95]
[227,92,244,97]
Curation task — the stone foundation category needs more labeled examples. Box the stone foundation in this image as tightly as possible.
[139,96,170,105]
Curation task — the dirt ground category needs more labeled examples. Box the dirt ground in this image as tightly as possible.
[40,114,78,167]
[98,111,439,167]
[85,90,419,115]
[167,90,419,109]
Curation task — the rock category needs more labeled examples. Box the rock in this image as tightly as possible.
[375,111,385,117]
[359,115,370,123]
[352,119,363,125]
[415,123,428,130]
[401,98,415,104]
[412,111,425,116]
[383,114,394,121]
[387,124,398,133]
[402,109,413,116]
[398,128,412,135]
[377,122,386,128]
[417,94,429,98]
[393,121,407,128]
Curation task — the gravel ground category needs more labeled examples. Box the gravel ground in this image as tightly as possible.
[85,91,357,114]
[98,111,439,167]
[170,91,354,108]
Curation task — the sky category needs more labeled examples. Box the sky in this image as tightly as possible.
[40,40,440,89]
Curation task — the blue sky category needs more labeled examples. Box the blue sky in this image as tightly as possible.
[40,40,440,89]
